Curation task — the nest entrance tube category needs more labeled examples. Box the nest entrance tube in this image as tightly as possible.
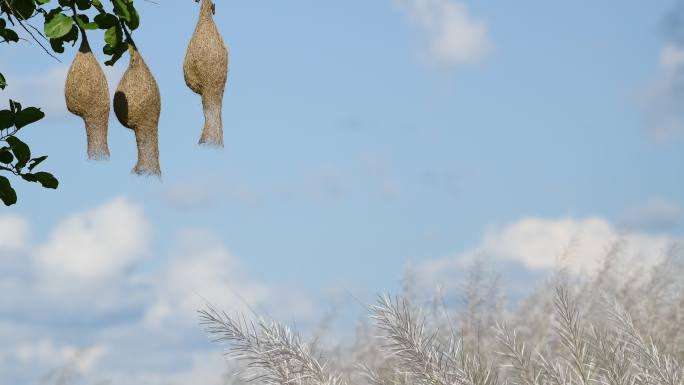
[64,29,110,160]
[183,0,229,147]
[113,45,162,176]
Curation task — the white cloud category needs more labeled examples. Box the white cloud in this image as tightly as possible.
[14,340,106,373]
[161,351,238,385]
[144,229,272,328]
[15,339,72,364]
[0,198,152,320]
[416,216,677,292]
[0,214,31,251]
[102,351,237,385]
[145,229,317,329]
[396,0,491,68]
[33,197,150,280]
[0,197,318,385]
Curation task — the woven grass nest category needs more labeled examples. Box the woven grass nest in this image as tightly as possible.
[64,29,110,160]
[184,0,229,147]
[113,45,162,176]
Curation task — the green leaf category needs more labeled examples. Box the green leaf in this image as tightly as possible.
[75,14,97,30]
[113,0,131,21]
[0,73,5,90]
[28,155,47,171]
[95,13,118,29]
[0,176,17,206]
[0,148,13,164]
[102,23,126,65]
[104,43,126,66]
[44,6,63,20]
[33,172,59,189]
[8,0,36,20]
[92,0,105,12]
[109,0,139,29]
[76,0,91,10]
[23,172,58,189]
[0,28,19,43]
[6,136,30,169]
[62,25,79,43]
[49,37,66,53]
[20,173,37,182]
[126,5,139,30]
[0,110,12,130]
[14,107,44,129]
[44,13,74,39]
[104,25,121,47]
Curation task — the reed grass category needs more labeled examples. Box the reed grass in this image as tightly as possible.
[200,246,684,385]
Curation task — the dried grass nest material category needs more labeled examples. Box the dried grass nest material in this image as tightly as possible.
[183,0,229,147]
[113,45,162,176]
[64,29,110,160]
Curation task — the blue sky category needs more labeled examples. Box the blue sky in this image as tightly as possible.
[1,0,684,383]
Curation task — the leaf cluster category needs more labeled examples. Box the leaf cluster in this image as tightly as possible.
[1,0,140,64]
[0,100,57,205]
[41,0,140,64]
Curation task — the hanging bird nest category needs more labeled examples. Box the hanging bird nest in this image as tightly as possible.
[113,44,162,176]
[183,0,229,147]
[64,28,110,160]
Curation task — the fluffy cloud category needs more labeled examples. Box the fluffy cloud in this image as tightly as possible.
[14,341,105,373]
[146,229,317,330]
[144,229,272,328]
[0,214,31,251]
[396,0,491,68]
[416,216,677,292]
[33,197,150,280]
[0,197,317,385]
